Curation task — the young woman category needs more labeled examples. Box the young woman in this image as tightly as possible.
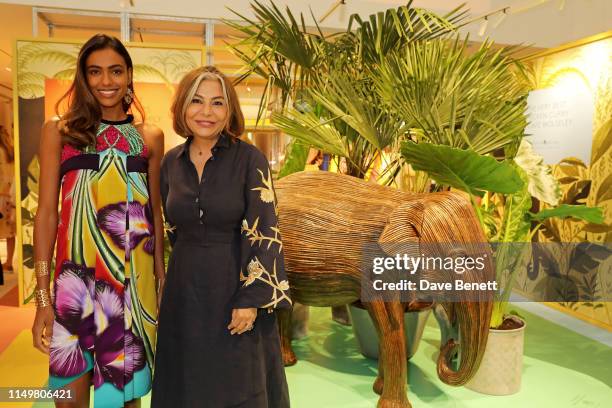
[31,34,165,408]
[152,66,291,407]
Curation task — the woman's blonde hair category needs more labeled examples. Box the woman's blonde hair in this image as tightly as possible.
[171,66,244,139]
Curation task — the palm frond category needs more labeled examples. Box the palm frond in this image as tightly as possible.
[19,50,77,70]
[271,109,348,158]
[348,1,465,62]
[18,83,45,99]
[132,64,171,86]
[374,36,528,156]
[17,43,75,69]
[308,70,404,150]
[53,69,76,81]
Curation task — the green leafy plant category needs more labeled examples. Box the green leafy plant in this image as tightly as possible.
[375,37,528,158]
[226,0,465,179]
[277,139,309,179]
[398,141,605,328]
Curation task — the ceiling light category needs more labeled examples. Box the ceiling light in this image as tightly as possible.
[4,67,10,72]
[320,0,347,24]
[478,16,488,37]
[494,8,508,28]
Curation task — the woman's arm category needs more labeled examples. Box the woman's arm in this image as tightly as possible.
[31,120,62,353]
[229,147,292,335]
[140,124,166,304]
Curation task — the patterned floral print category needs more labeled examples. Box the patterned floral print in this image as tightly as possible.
[50,262,95,377]
[98,201,155,260]
[92,282,146,390]
[50,116,156,408]
[239,257,292,309]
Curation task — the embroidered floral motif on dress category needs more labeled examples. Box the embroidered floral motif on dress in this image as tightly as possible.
[252,168,276,204]
[239,257,292,309]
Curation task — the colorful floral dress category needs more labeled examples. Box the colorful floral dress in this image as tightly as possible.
[49,115,157,407]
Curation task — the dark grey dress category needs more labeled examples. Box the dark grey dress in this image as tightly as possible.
[152,134,291,408]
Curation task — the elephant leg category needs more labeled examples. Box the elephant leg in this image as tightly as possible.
[365,303,384,395]
[366,300,411,408]
[277,307,297,366]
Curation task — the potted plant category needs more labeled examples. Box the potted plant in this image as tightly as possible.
[466,149,609,394]
[400,139,605,394]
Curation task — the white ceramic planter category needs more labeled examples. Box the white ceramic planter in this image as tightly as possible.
[465,316,526,395]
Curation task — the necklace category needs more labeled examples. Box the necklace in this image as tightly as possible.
[191,139,214,157]
[192,145,204,156]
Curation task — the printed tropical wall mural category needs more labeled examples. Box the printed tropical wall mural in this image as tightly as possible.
[519,36,612,329]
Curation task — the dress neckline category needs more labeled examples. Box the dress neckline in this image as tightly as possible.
[101,114,134,125]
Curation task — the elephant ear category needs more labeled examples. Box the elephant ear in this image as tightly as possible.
[378,200,425,257]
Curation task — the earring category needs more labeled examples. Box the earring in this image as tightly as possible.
[124,88,134,105]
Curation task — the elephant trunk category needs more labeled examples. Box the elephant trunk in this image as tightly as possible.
[436,299,491,385]
[418,192,493,386]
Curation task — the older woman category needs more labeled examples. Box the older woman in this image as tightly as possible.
[152,66,291,407]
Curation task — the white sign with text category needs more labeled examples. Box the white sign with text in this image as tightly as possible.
[525,86,594,165]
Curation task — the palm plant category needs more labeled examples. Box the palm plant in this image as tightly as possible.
[226,0,467,178]
[272,67,407,177]
[374,37,528,157]
[227,0,465,110]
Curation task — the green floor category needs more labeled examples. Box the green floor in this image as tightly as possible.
[33,304,611,407]
[283,305,612,408]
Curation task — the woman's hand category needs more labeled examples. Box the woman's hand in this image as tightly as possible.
[32,306,55,354]
[228,308,257,335]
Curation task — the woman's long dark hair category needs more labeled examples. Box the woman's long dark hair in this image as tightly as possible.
[56,34,144,148]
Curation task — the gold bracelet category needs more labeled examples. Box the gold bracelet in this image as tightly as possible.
[35,288,52,308]
[34,261,50,278]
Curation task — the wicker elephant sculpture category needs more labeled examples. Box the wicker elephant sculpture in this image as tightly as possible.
[275,171,493,408]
